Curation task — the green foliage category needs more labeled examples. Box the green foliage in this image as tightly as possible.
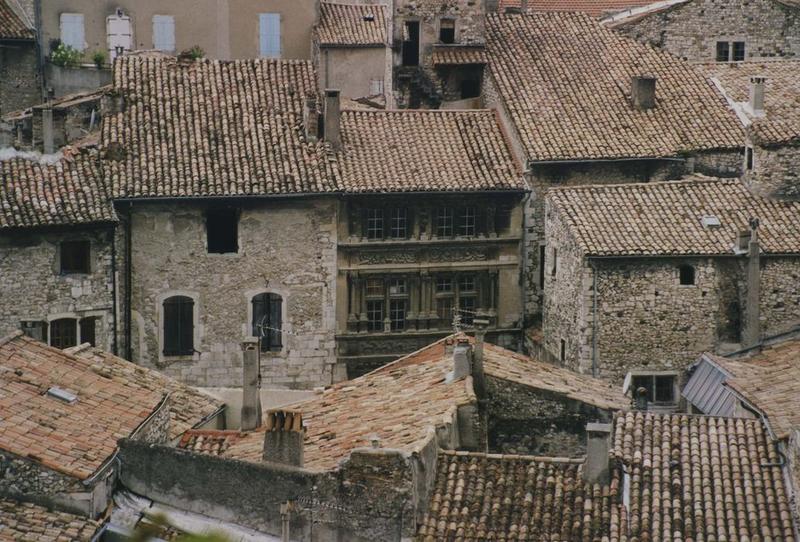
[126,513,232,542]
[50,43,83,68]
[92,50,107,68]
[179,45,205,61]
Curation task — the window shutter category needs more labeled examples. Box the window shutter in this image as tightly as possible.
[179,298,194,354]
[268,294,282,349]
[152,15,175,52]
[259,13,281,58]
[60,13,85,51]
[252,294,267,338]
[106,13,133,60]
[163,300,179,354]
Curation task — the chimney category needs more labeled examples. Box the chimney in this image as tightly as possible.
[736,229,752,253]
[631,76,656,111]
[749,76,766,117]
[742,218,761,348]
[583,422,612,484]
[452,340,472,381]
[304,94,319,143]
[42,89,55,154]
[472,312,491,399]
[241,338,261,431]
[324,89,341,151]
[263,410,304,467]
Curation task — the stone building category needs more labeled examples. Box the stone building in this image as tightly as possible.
[544,175,800,388]
[0,148,118,352]
[701,59,800,201]
[333,106,527,375]
[604,0,800,61]
[102,55,341,388]
[490,0,654,17]
[0,0,39,115]
[482,10,744,318]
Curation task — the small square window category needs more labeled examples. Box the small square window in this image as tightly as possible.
[458,276,476,293]
[388,278,406,296]
[207,209,238,253]
[439,19,455,44]
[366,209,384,240]
[732,41,745,61]
[436,277,453,293]
[679,265,695,285]
[716,41,730,62]
[79,317,96,346]
[61,240,90,274]
[436,208,454,237]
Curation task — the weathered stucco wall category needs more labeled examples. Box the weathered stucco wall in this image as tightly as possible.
[0,227,116,352]
[127,199,339,388]
[747,142,800,200]
[612,0,800,61]
[0,41,39,116]
[319,47,387,101]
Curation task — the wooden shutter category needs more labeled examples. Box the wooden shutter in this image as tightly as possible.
[106,13,133,59]
[152,15,175,52]
[164,296,193,355]
[268,294,282,350]
[259,13,281,58]
[179,298,194,354]
[60,13,85,51]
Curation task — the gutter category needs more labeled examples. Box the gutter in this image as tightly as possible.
[529,156,687,166]
[586,252,800,261]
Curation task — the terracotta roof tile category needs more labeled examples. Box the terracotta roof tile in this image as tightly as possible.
[483,342,629,410]
[416,450,622,541]
[430,46,487,65]
[316,2,387,46]
[706,338,800,440]
[548,175,800,256]
[699,60,800,146]
[0,150,115,230]
[485,11,744,161]
[0,333,164,479]
[101,56,339,198]
[0,0,33,40]
[613,411,796,540]
[524,0,655,17]
[178,429,240,456]
[339,110,524,193]
[0,498,100,541]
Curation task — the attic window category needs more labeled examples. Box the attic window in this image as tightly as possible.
[60,240,90,274]
[701,215,721,228]
[47,387,78,404]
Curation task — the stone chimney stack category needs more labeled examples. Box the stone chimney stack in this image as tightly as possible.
[452,340,472,381]
[631,76,656,111]
[583,422,612,485]
[304,94,319,143]
[241,338,261,431]
[742,218,761,348]
[324,89,341,151]
[263,410,304,467]
[749,76,766,117]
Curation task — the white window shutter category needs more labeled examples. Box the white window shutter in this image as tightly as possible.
[107,13,133,60]
[152,15,175,51]
[259,13,281,58]
[60,13,85,51]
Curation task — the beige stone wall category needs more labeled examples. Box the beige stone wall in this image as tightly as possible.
[612,0,800,61]
[39,0,315,60]
[746,142,800,200]
[319,47,386,100]
[127,198,339,388]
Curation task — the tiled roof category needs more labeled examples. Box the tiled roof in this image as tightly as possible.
[0,332,163,479]
[485,11,744,162]
[180,336,476,471]
[101,56,339,198]
[316,2,387,46]
[548,175,800,256]
[0,0,33,40]
[699,60,800,146]
[0,498,100,541]
[483,342,629,411]
[178,429,240,456]
[430,46,487,65]
[613,411,796,541]
[66,344,224,441]
[416,450,621,541]
[525,0,655,17]
[0,150,115,230]
[706,337,800,440]
[338,110,524,193]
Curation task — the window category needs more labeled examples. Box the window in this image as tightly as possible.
[60,240,90,274]
[745,146,754,171]
[362,277,408,332]
[495,205,512,233]
[50,318,77,349]
[551,247,557,277]
[402,21,420,66]
[678,265,695,286]
[163,296,194,356]
[435,274,477,325]
[206,209,238,253]
[365,278,385,332]
[539,245,546,289]
[388,278,407,331]
[460,78,481,99]
[715,41,730,62]
[60,13,85,51]
[436,207,454,237]
[153,15,176,52]
[458,207,476,237]
[366,209,384,240]
[369,78,384,96]
[436,297,454,320]
[631,374,677,404]
[252,293,282,352]
[20,321,47,343]
[559,339,566,363]
[732,41,746,61]
[389,208,408,239]
[259,13,281,58]
[439,19,455,44]
[79,317,96,346]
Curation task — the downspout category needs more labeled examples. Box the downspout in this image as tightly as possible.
[110,225,118,355]
[520,188,531,330]
[590,260,599,378]
[125,202,133,361]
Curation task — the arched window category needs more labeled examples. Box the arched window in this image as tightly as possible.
[163,296,194,356]
[252,293,282,352]
[678,265,695,286]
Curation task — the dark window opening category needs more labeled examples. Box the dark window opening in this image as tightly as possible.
[60,240,90,274]
[402,21,420,66]
[436,207,454,237]
[390,208,408,239]
[460,78,481,99]
[732,41,745,61]
[495,205,512,233]
[715,41,730,61]
[389,299,406,331]
[559,339,566,363]
[439,19,455,44]
[745,147,754,171]
[366,208,384,240]
[20,321,48,343]
[539,245,546,289]
[163,296,194,356]
[50,318,77,349]
[252,293,283,352]
[79,317,96,346]
[632,374,676,404]
[551,247,557,277]
[679,265,695,285]
[206,209,239,253]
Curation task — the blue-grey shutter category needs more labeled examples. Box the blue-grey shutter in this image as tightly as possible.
[60,13,85,51]
[259,13,281,58]
[153,15,175,51]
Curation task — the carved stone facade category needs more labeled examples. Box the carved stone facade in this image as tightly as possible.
[336,193,525,376]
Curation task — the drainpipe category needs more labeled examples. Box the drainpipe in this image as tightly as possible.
[110,225,118,355]
[125,202,133,361]
[590,260,599,378]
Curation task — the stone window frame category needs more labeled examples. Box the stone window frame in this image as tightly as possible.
[625,370,680,407]
[44,310,106,350]
[714,38,746,62]
[244,286,291,357]
[677,264,696,287]
[157,290,201,364]
[58,238,92,275]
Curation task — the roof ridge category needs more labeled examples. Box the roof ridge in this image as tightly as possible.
[548,175,733,193]
[440,449,585,464]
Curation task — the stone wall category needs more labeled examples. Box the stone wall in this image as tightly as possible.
[132,397,171,445]
[746,142,800,200]
[126,198,339,388]
[0,41,39,116]
[0,227,117,352]
[319,47,387,102]
[611,0,800,61]
[761,257,800,335]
